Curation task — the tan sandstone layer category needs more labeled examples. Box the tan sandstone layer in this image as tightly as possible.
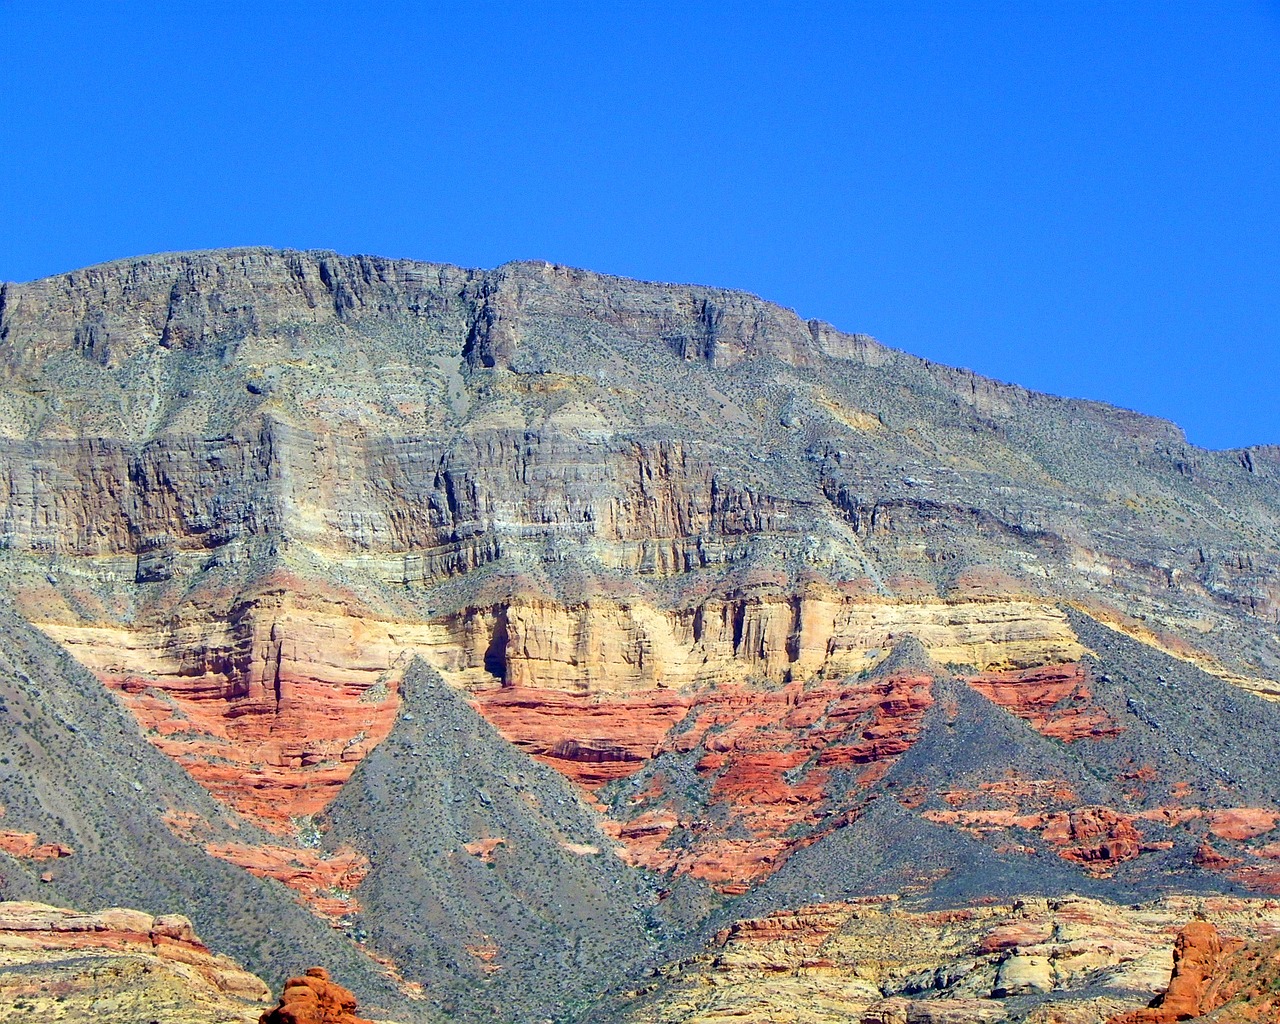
[620,894,1280,1024]
[0,901,271,1023]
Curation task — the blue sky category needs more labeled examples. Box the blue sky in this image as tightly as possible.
[1,2,1277,449]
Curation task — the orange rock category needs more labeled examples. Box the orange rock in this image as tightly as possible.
[259,967,372,1024]
[205,843,368,921]
[1205,807,1280,841]
[462,837,506,863]
[1043,806,1145,872]
[464,940,502,973]
[1108,920,1248,1023]
[968,664,1124,742]
[1195,841,1243,871]
[0,831,74,861]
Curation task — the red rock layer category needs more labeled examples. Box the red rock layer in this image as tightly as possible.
[922,779,1176,875]
[107,657,399,833]
[259,967,372,1024]
[922,777,1081,840]
[469,687,692,788]
[601,674,934,891]
[204,843,369,921]
[967,663,1123,741]
[0,903,200,952]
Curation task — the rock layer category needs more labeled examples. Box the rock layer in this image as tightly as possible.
[0,900,271,1023]
[4,249,1280,1020]
[601,669,935,890]
[622,895,1280,1024]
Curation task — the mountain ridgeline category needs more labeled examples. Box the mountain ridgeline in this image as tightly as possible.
[1,249,1279,1023]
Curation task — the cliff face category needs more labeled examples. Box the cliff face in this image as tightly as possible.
[3,249,1280,1021]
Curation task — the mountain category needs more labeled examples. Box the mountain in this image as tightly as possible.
[1,248,1279,1022]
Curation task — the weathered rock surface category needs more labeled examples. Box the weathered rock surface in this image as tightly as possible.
[260,966,372,1024]
[597,664,935,891]
[4,249,1280,1021]
[619,894,1280,1024]
[0,900,271,1022]
[1105,918,1280,1023]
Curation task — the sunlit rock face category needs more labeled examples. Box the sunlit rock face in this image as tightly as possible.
[619,893,1280,1024]
[4,249,1280,1021]
[0,900,272,1023]
[259,966,376,1024]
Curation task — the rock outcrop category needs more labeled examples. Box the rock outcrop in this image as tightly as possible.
[0,900,271,1023]
[260,967,373,1024]
[204,843,370,920]
[1108,920,1233,1023]
[1106,919,1280,1023]
[624,895,1280,1024]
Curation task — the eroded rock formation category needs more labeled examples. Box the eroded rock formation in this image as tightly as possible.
[623,894,1280,1024]
[259,967,372,1024]
[1104,918,1280,1023]
[4,249,1280,1021]
[599,668,935,890]
[0,901,271,1023]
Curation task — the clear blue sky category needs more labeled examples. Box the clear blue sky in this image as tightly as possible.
[2,2,1277,449]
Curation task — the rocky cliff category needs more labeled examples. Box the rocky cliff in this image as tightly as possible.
[2,249,1279,1021]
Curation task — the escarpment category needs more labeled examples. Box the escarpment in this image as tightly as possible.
[3,248,1280,1022]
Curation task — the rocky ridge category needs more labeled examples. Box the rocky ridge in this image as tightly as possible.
[1,249,1279,1021]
